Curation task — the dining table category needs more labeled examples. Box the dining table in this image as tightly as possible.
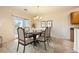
[25,30,44,46]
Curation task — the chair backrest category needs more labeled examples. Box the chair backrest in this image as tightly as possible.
[24,27,30,32]
[44,27,51,38]
[17,27,25,41]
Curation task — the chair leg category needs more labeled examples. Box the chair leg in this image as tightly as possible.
[23,46,25,53]
[17,43,19,52]
[44,42,47,50]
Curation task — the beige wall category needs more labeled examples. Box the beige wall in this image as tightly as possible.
[34,7,79,40]
[34,13,70,39]
[0,7,33,43]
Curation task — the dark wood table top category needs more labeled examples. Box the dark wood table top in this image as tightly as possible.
[26,31,43,35]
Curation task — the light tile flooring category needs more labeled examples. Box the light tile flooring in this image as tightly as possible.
[0,37,74,53]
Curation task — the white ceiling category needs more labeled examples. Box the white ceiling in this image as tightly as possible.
[14,6,78,16]
[0,6,78,16]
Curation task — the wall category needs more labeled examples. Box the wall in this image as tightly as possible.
[34,7,79,40]
[0,7,33,43]
[34,13,70,39]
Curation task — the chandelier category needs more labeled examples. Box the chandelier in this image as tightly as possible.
[34,6,42,20]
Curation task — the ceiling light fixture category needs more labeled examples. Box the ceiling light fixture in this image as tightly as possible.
[34,6,42,20]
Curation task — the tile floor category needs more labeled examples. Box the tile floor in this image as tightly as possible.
[0,37,74,53]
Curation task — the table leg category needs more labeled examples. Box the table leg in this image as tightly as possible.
[33,34,37,46]
[33,34,39,47]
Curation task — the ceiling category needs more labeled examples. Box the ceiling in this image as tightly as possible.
[15,6,78,16]
[0,6,78,16]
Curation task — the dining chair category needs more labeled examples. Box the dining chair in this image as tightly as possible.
[24,27,30,32]
[17,27,34,53]
[37,27,51,50]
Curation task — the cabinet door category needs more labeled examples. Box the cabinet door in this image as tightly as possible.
[71,11,79,24]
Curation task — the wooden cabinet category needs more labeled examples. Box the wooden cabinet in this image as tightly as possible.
[70,11,79,24]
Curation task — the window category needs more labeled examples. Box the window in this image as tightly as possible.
[14,16,30,37]
[15,17,29,28]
